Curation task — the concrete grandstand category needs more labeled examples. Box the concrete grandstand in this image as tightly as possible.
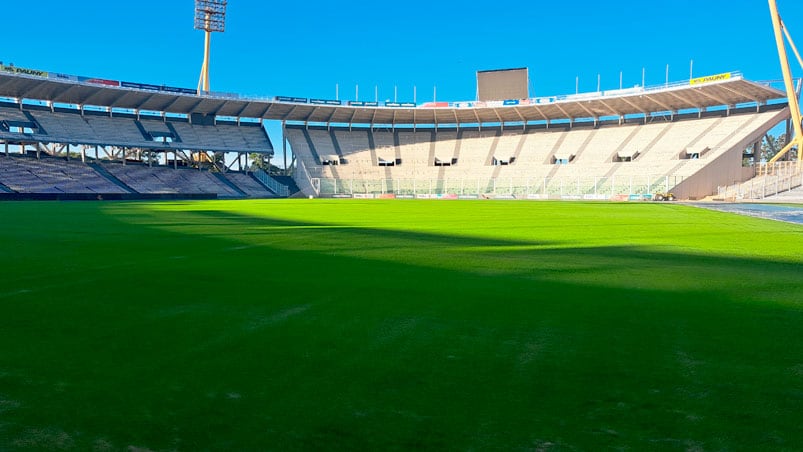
[0,66,795,200]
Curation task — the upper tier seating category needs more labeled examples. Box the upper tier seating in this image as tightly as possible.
[0,104,273,154]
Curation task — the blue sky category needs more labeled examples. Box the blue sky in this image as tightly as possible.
[4,0,800,100]
[2,0,801,165]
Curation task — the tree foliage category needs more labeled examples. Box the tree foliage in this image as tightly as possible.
[248,153,283,174]
[761,133,786,162]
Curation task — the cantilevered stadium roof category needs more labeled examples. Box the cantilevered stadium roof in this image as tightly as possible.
[0,70,787,126]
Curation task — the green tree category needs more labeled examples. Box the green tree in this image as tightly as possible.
[249,153,277,172]
[141,150,160,165]
[760,133,788,162]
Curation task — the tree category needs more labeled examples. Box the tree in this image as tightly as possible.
[209,152,226,172]
[141,150,161,165]
[250,152,283,173]
[760,133,789,162]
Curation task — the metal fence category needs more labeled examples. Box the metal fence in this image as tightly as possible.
[717,161,802,200]
[310,175,686,199]
[253,168,290,197]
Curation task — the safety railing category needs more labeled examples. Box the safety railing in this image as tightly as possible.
[252,168,290,197]
[311,174,685,199]
[717,161,803,200]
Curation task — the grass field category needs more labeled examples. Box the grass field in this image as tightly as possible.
[1,199,802,450]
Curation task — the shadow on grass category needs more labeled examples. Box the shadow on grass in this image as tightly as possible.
[0,202,801,451]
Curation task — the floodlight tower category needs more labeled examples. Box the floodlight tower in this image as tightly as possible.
[194,0,227,94]
[768,0,803,169]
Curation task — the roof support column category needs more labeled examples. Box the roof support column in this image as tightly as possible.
[283,120,288,176]
[769,0,803,167]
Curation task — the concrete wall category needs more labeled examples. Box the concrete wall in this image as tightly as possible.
[671,108,788,199]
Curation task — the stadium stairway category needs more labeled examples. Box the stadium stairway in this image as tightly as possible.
[87,162,137,193]
[0,180,15,193]
[212,172,248,198]
[766,184,803,202]
[272,175,300,196]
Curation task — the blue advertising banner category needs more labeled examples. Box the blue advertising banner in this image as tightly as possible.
[310,99,342,105]
[161,85,197,95]
[49,73,78,82]
[275,96,308,103]
[121,81,161,91]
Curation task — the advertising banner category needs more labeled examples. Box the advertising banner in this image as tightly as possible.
[121,81,161,91]
[310,99,342,105]
[275,96,308,103]
[420,102,448,108]
[1,65,48,78]
[161,85,197,95]
[690,72,731,85]
[49,73,79,82]
[582,194,609,200]
[416,193,459,200]
[78,77,120,87]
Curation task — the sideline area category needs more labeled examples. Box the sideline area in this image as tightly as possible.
[694,202,803,224]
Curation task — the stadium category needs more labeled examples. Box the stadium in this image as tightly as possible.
[0,61,798,201]
[0,0,802,450]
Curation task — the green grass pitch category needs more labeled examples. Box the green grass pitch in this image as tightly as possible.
[0,199,801,450]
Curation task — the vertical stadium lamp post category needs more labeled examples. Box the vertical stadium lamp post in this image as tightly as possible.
[194,0,227,169]
[768,0,803,170]
[195,0,227,95]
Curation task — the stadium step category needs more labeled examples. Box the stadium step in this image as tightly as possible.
[87,162,137,193]
[301,129,322,165]
[213,172,248,197]
[271,175,300,195]
[0,179,15,193]
[329,129,344,160]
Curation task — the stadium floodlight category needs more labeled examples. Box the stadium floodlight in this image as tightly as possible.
[194,0,227,94]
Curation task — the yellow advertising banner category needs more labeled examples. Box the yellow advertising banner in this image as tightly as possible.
[690,72,731,85]
[0,65,48,78]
